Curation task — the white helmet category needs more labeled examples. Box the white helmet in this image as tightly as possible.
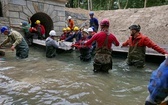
[83,28,88,34]
[49,30,56,36]
[68,16,72,20]
[87,27,93,32]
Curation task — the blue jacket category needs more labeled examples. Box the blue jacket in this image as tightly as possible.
[90,18,99,31]
[65,31,82,42]
[148,58,168,103]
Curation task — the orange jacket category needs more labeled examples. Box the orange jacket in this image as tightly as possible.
[68,19,74,30]
[122,33,168,54]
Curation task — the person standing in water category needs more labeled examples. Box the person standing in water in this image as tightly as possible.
[0,26,29,59]
[85,19,120,73]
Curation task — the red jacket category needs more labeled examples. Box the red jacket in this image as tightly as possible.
[122,33,168,54]
[35,24,45,35]
[72,36,90,49]
[60,33,67,40]
[85,31,119,49]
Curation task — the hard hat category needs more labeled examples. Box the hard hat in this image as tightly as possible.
[35,20,40,24]
[63,28,67,31]
[73,26,79,31]
[49,30,57,36]
[87,27,93,32]
[68,16,72,20]
[66,27,71,31]
[83,28,88,34]
[100,19,110,26]
[20,22,28,26]
[89,11,94,15]
[129,24,141,32]
[1,26,8,33]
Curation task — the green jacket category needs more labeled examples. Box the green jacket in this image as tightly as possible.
[1,30,24,47]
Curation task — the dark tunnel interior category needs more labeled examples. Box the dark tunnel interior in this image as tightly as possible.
[30,12,53,38]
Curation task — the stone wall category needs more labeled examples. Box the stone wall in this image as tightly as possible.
[0,0,67,37]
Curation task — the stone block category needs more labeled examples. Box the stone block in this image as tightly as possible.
[23,6,33,17]
[55,6,65,11]
[20,12,29,20]
[45,1,64,6]
[47,5,55,16]
[54,22,66,27]
[43,3,49,13]
[9,11,19,18]
[8,4,22,12]
[9,0,26,5]
[38,2,44,12]
[32,2,40,12]
[57,11,65,17]
[59,16,66,22]
[27,1,36,14]
[0,17,9,22]
[10,18,22,25]
[50,11,57,19]
[52,15,59,23]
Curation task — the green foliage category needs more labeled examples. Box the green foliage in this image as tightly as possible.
[66,0,168,10]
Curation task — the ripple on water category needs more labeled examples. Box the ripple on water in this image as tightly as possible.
[0,67,15,71]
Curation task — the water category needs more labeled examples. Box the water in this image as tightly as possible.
[0,46,160,105]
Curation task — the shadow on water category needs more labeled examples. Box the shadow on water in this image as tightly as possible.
[0,46,161,105]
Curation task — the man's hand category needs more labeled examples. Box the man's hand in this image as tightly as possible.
[11,45,15,51]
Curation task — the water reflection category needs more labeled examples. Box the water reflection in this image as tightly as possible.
[0,47,160,105]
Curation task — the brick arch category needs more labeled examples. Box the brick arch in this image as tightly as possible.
[30,12,53,38]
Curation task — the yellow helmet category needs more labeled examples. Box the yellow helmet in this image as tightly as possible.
[73,26,79,31]
[35,20,40,24]
[63,28,67,31]
[66,27,71,31]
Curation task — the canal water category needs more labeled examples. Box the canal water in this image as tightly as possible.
[0,46,160,105]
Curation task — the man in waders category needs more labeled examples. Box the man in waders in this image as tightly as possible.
[72,28,91,62]
[0,26,29,59]
[121,25,168,68]
[145,54,168,105]
[85,19,120,73]
[45,30,59,58]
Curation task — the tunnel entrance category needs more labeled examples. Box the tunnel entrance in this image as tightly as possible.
[30,12,53,38]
